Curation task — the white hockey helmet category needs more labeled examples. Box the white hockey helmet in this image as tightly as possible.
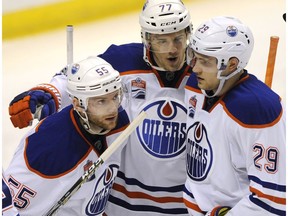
[187,16,254,97]
[67,56,122,110]
[139,0,192,70]
[139,0,192,35]
[188,16,254,74]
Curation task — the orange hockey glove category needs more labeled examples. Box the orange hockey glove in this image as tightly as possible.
[9,84,61,129]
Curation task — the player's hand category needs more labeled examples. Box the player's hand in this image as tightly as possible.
[9,84,61,129]
[205,206,231,216]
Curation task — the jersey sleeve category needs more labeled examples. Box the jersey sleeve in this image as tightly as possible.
[227,104,286,215]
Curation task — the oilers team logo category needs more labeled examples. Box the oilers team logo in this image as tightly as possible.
[85,164,119,215]
[136,99,187,158]
[71,63,80,74]
[226,25,238,37]
[186,122,213,181]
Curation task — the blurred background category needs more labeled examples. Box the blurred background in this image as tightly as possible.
[2,0,286,169]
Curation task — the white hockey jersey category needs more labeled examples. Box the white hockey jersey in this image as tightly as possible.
[4,105,130,216]
[183,71,286,215]
[40,42,193,215]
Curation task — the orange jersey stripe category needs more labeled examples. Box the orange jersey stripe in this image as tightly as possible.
[183,198,203,213]
[113,183,184,203]
[250,186,286,205]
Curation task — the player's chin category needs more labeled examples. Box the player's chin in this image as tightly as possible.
[197,82,206,90]
[168,59,183,71]
[103,119,117,129]
[165,62,181,72]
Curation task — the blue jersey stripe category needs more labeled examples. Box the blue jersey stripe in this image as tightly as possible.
[117,171,184,193]
[249,175,286,192]
[249,195,286,215]
[183,185,195,199]
[108,195,188,214]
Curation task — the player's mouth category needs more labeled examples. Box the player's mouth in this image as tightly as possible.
[167,56,178,62]
[197,76,204,82]
[105,115,117,122]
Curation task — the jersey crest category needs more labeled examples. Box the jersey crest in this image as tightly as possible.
[186,121,213,181]
[85,164,119,215]
[136,98,186,158]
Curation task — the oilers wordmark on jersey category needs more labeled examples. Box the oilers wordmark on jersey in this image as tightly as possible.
[137,98,186,158]
[85,164,119,215]
[186,121,213,182]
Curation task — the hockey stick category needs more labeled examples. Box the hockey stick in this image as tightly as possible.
[264,36,279,88]
[66,25,74,66]
[34,26,74,120]
[43,111,147,216]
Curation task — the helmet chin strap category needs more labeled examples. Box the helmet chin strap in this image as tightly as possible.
[143,47,166,71]
[202,67,242,98]
[76,110,110,135]
[202,78,226,98]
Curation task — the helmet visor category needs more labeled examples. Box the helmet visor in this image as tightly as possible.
[144,32,188,54]
[86,89,123,115]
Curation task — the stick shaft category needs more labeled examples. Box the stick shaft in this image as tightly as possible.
[66,25,73,65]
[265,36,279,88]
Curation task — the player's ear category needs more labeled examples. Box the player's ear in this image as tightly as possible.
[72,98,85,113]
[228,57,239,72]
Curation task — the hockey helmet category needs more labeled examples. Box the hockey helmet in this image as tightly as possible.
[67,56,122,110]
[188,16,254,75]
[139,0,192,35]
[139,0,193,70]
[187,16,254,97]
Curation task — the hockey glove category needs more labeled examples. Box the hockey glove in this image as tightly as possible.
[205,206,231,216]
[9,84,61,129]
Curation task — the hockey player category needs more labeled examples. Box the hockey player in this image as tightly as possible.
[8,0,193,215]
[4,56,130,215]
[184,16,286,215]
